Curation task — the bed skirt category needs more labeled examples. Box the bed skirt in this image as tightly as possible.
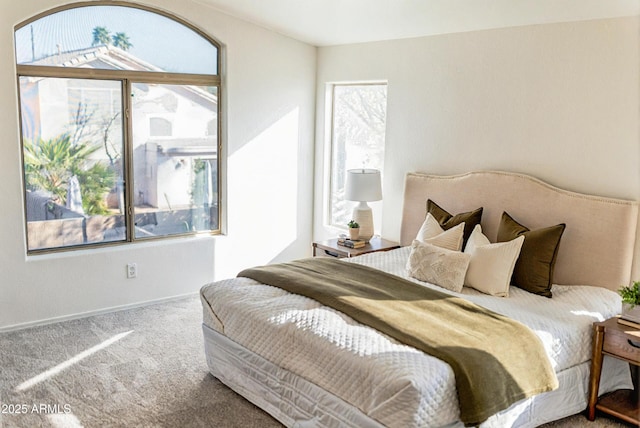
[202,324,385,428]
[202,324,632,428]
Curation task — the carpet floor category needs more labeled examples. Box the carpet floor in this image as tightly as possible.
[0,294,634,428]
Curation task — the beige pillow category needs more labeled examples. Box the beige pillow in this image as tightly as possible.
[415,213,464,251]
[407,240,471,293]
[463,224,525,297]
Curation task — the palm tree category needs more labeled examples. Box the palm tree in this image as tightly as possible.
[91,26,111,46]
[112,32,132,51]
[23,134,115,214]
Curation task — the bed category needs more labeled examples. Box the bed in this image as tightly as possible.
[200,170,639,427]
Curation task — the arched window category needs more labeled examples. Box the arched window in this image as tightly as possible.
[15,3,221,252]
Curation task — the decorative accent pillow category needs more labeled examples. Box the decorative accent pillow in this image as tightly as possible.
[406,240,471,293]
[427,199,483,248]
[497,212,566,298]
[463,225,525,297]
[415,213,464,251]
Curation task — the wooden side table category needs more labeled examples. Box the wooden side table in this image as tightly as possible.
[312,237,400,259]
[588,317,640,424]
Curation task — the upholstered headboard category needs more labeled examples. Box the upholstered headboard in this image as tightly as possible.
[400,171,638,290]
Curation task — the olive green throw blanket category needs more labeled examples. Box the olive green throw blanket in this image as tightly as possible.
[238,258,558,426]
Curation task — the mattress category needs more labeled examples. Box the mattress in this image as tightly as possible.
[200,247,632,427]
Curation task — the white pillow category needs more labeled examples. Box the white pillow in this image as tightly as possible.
[463,224,525,297]
[407,240,471,293]
[415,213,464,251]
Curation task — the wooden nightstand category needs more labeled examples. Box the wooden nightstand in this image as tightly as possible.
[312,237,400,259]
[588,317,640,424]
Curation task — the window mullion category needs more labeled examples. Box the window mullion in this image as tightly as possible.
[122,79,135,242]
[16,65,219,86]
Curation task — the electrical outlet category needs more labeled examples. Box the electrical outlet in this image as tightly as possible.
[127,263,137,279]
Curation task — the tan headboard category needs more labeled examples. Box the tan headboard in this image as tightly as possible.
[400,171,638,290]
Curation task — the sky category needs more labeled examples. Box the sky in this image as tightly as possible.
[14,4,218,75]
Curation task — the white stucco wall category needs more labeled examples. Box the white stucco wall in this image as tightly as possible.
[0,0,316,330]
[314,17,640,281]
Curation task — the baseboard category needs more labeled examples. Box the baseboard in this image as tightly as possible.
[0,292,199,333]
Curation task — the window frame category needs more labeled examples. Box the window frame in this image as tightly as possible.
[15,1,223,254]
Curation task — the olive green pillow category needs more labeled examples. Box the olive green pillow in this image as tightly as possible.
[426,199,483,248]
[497,212,566,298]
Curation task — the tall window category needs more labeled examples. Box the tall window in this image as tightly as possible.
[15,3,221,253]
[328,83,387,229]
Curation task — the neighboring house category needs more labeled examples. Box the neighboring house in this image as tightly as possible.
[22,44,217,212]
[21,44,218,249]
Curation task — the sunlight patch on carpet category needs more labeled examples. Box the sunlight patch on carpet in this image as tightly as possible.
[15,330,133,392]
[47,411,83,428]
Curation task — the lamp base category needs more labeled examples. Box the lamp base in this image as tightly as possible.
[351,202,374,242]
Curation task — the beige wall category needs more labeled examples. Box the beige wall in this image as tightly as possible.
[0,0,317,330]
[315,16,640,282]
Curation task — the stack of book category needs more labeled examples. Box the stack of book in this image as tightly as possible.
[618,308,640,329]
[618,318,640,329]
[618,316,640,330]
[337,238,367,249]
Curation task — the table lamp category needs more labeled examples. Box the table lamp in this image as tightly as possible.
[345,169,382,242]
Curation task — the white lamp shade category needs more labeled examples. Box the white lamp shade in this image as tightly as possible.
[345,169,382,202]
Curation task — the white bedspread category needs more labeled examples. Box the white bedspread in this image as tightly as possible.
[200,247,627,427]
